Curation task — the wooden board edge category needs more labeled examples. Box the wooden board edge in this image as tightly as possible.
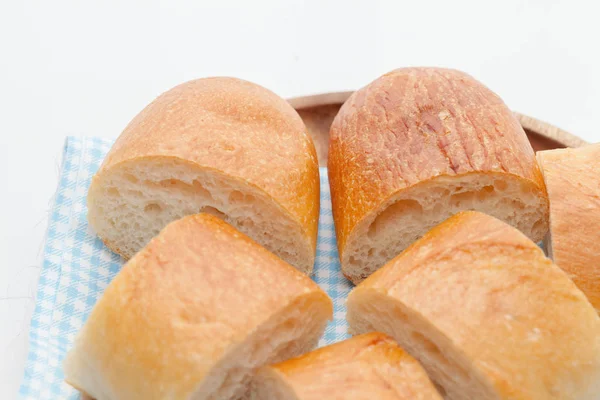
[288,91,587,149]
[514,112,588,148]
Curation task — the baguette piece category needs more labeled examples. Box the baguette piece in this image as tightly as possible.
[250,332,442,400]
[328,67,549,283]
[537,143,600,312]
[63,214,333,400]
[88,77,320,274]
[347,211,600,400]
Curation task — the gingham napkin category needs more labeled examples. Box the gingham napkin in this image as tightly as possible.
[19,137,353,400]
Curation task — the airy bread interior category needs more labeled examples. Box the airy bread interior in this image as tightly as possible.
[88,158,312,273]
[343,173,547,283]
[347,290,498,400]
[190,294,329,400]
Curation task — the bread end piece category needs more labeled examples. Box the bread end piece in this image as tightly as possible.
[88,77,319,274]
[328,67,549,283]
[64,214,332,400]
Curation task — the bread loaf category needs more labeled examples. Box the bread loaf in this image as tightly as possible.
[347,211,600,400]
[63,214,333,400]
[250,332,442,400]
[328,67,549,283]
[87,77,320,274]
[537,143,600,312]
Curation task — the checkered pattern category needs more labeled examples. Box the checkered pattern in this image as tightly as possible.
[19,137,353,399]
[314,179,353,346]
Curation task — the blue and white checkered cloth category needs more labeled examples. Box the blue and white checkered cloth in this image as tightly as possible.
[19,137,353,399]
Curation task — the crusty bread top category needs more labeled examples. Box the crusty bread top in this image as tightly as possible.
[265,332,442,399]
[537,143,600,311]
[328,67,546,253]
[67,214,332,399]
[354,211,600,399]
[97,77,320,251]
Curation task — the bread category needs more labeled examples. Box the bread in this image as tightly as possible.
[250,332,442,400]
[328,67,549,283]
[63,214,333,400]
[537,143,600,312]
[87,77,320,274]
[347,211,600,400]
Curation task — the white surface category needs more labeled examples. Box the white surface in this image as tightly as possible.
[1,0,599,398]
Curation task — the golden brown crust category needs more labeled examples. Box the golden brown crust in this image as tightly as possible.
[350,211,600,399]
[93,77,320,257]
[98,236,127,260]
[64,214,332,400]
[260,333,442,400]
[328,67,547,256]
[537,144,600,311]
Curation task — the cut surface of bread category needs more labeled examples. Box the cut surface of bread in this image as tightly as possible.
[88,77,319,274]
[537,144,600,312]
[63,214,332,400]
[344,172,547,283]
[250,332,442,400]
[328,67,548,283]
[347,211,600,400]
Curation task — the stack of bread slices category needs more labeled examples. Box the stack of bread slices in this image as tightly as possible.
[64,69,600,400]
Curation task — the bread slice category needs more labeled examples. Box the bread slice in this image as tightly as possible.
[347,211,600,400]
[250,332,442,400]
[63,214,333,400]
[537,143,600,312]
[87,77,320,274]
[328,67,549,283]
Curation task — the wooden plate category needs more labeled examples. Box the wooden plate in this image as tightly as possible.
[289,91,588,166]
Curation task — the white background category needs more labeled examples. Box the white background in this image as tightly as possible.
[1,0,599,398]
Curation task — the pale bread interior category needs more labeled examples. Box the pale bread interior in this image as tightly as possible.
[88,158,313,273]
[63,326,117,400]
[343,173,547,283]
[190,294,329,400]
[347,291,498,400]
